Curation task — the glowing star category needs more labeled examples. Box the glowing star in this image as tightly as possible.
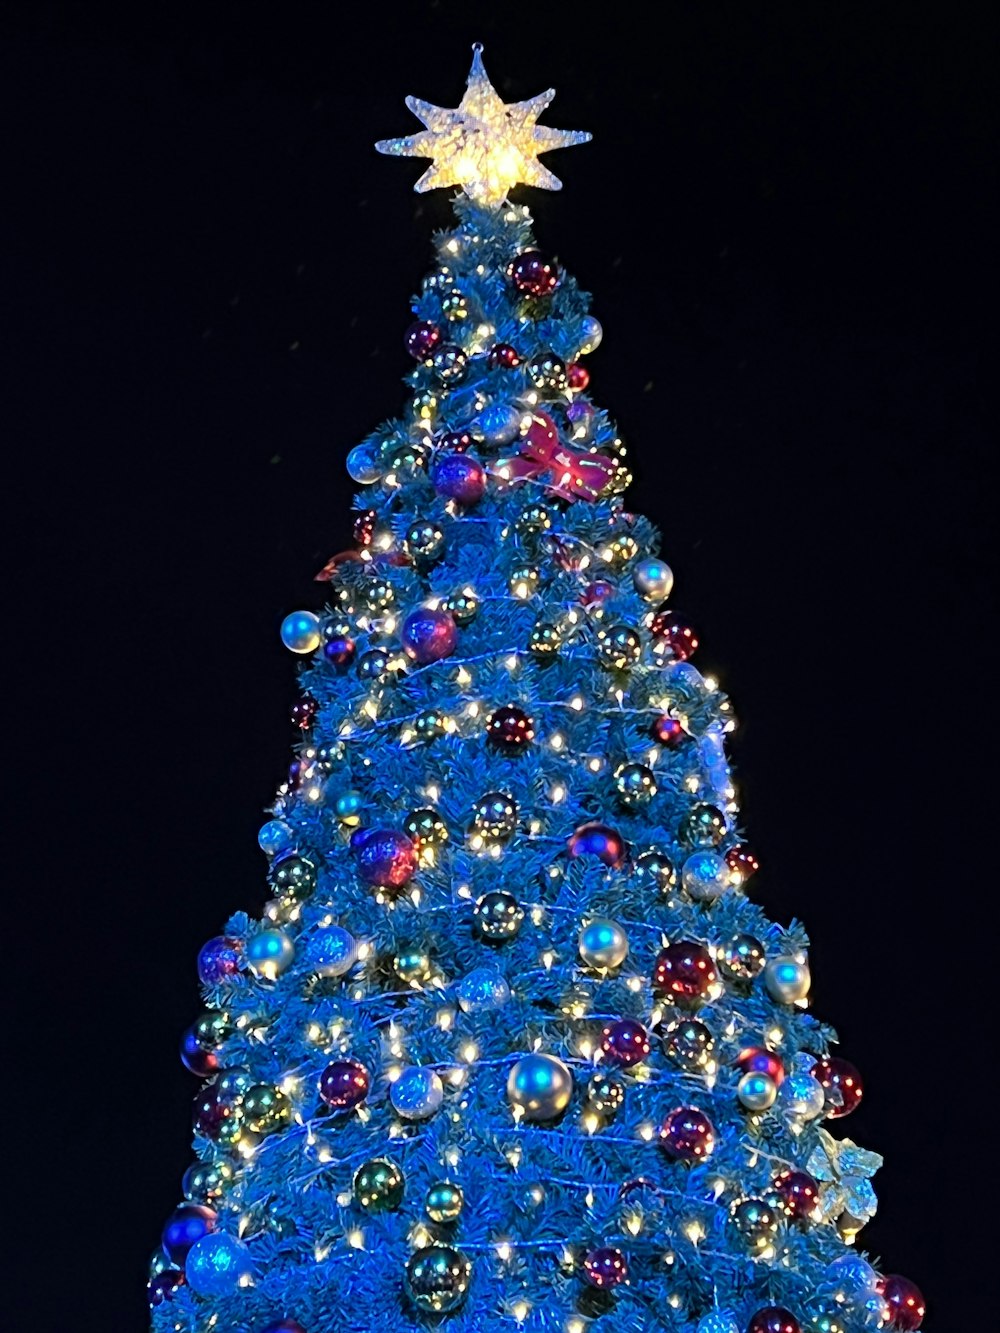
[375,43,591,204]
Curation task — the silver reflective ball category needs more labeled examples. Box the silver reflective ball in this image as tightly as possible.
[778,1071,826,1122]
[507,1053,573,1122]
[764,955,811,1003]
[578,917,630,970]
[632,556,674,603]
[737,1070,778,1111]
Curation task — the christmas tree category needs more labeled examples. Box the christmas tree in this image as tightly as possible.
[152,47,925,1333]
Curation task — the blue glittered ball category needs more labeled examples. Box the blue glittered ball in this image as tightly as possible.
[162,1203,217,1265]
[681,850,733,902]
[346,443,383,484]
[302,925,357,978]
[352,827,418,888]
[456,967,511,1013]
[258,820,293,857]
[401,606,458,665]
[432,453,486,505]
[196,936,242,987]
[279,610,321,655]
[475,401,521,445]
[184,1231,255,1298]
[390,1066,444,1120]
[697,1315,739,1333]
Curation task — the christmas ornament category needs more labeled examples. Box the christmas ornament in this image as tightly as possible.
[332,791,364,826]
[405,808,450,858]
[405,320,442,359]
[162,1204,217,1265]
[576,315,603,355]
[652,714,686,747]
[878,1275,926,1330]
[474,890,524,940]
[357,647,391,682]
[470,792,518,847]
[303,924,357,977]
[289,695,318,730]
[192,1082,239,1142]
[147,1270,186,1306]
[489,342,521,368]
[678,804,727,849]
[280,610,321,655]
[737,1071,778,1112]
[585,1070,626,1118]
[507,1053,573,1121]
[824,1254,879,1301]
[509,250,560,296]
[432,453,486,505]
[696,1316,738,1333]
[184,1232,254,1297]
[430,343,467,381]
[567,821,626,866]
[390,1066,444,1120]
[632,556,673,602]
[242,1084,292,1135]
[457,966,510,1012]
[475,401,522,445]
[353,508,377,546]
[601,533,639,565]
[508,563,541,597]
[183,1160,234,1208]
[404,1244,472,1315]
[583,1246,629,1289]
[271,854,317,905]
[426,1180,464,1224]
[764,956,811,1004]
[731,1198,781,1253]
[601,1019,651,1066]
[515,501,554,534]
[526,351,568,392]
[614,761,657,806]
[664,1019,715,1072]
[442,585,479,625]
[529,620,562,656]
[499,411,615,501]
[323,634,356,667]
[354,1158,405,1212]
[724,844,759,882]
[319,1059,370,1110]
[353,827,418,888]
[635,848,676,891]
[440,289,470,322]
[650,610,698,661]
[812,1056,864,1118]
[246,929,295,980]
[595,623,642,670]
[258,820,293,857]
[405,520,446,563]
[660,1106,716,1161]
[719,933,766,985]
[486,705,534,751]
[652,941,719,1006]
[578,917,629,970]
[363,575,395,610]
[746,1309,801,1333]
[777,1072,826,1122]
[681,850,732,902]
[180,1011,232,1077]
[566,361,589,390]
[395,947,433,985]
[346,443,383,484]
[736,1047,785,1084]
[771,1169,820,1221]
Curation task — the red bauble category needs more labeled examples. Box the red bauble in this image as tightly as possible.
[583,1246,629,1289]
[652,715,685,747]
[879,1275,926,1330]
[290,695,318,730]
[580,579,616,608]
[319,1059,370,1110]
[567,821,627,867]
[736,1046,785,1086]
[192,1084,238,1140]
[508,250,559,296]
[812,1055,864,1118]
[353,508,377,546]
[659,1106,716,1161]
[652,942,719,1006]
[650,610,698,661]
[600,1019,651,1067]
[405,320,442,360]
[566,361,590,391]
[724,843,759,881]
[401,606,458,665]
[486,705,534,752]
[771,1169,819,1221]
[747,1308,801,1333]
[438,429,474,453]
[489,342,521,368]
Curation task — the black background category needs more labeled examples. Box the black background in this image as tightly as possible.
[3,2,992,1328]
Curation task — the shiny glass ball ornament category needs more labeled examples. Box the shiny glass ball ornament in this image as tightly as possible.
[879,1275,926,1330]
[280,610,321,654]
[736,1047,785,1084]
[581,577,616,607]
[650,610,698,661]
[474,890,524,940]
[162,1204,217,1265]
[682,850,733,903]
[426,1180,464,1224]
[664,1018,716,1072]
[456,965,510,1012]
[566,360,589,391]
[678,804,727,849]
[601,1019,651,1067]
[807,1316,846,1333]
[526,351,568,392]
[422,267,454,293]
[771,1169,820,1221]
[391,1066,445,1120]
[719,933,767,985]
[353,827,418,888]
[475,400,522,445]
[148,1269,186,1306]
[652,715,686,747]
[576,314,603,355]
[825,1254,879,1300]
[405,1244,472,1315]
[724,843,759,882]
[180,1012,231,1077]
[633,556,674,602]
[731,1198,781,1253]
[271,854,317,904]
[405,319,442,360]
[777,1072,826,1122]
[353,507,377,546]
[314,742,341,773]
[404,519,446,563]
[192,1084,236,1141]
[812,1055,864,1118]
[432,452,486,505]
[405,807,450,852]
[486,704,534,751]
[246,928,294,980]
[529,620,563,656]
[508,563,541,597]
[184,1231,254,1298]
[261,1323,308,1333]
[353,1157,405,1213]
[601,533,639,566]
[567,821,626,866]
[334,790,364,825]
[303,924,357,978]
[289,695,318,730]
[394,947,433,984]
[357,647,391,682]
[346,443,383,484]
[439,428,474,453]
[635,848,677,891]
[596,623,642,670]
[471,791,518,841]
[578,917,629,970]
[737,1071,778,1112]
[430,343,467,381]
[241,1084,292,1135]
[363,576,395,610]
[659,1106,717,1161]
[747,1308,801,1333]
[583,1246,629,1289]
[652,941,719,1006]
[614,761,657,806]
[585,1070,626,1118]
[319,1058,370,1110]
[509,249,559,296]
[442,586,480,625]
[411,708,449,741]
[183,1160,234,1207]
[440,288,470,321]
[489,342,521,368]
[515,502,554,534]
[257,819,293,857]
[323,634,356,667]
[764,955,811,1004]
[507,1052,573,1121]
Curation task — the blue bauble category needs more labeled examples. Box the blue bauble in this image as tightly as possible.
[258,820,293,857]
[346,443,383,484]
[162,1203,217,1264]
[681,850,732,902]
[390,1066,444,1120]
[246,928,295,979]
[697,1315,739,1333]
[432,453,486,505]
[279,610,321,655]
[576,314,603,355]
[352,827,417,888]
[822,1253,879,1300]
[506,1053,573,1121]
[334,790,364,824]
[456,966,511,1013]
[302,924,357,978]
[665,660,705,692]
[196,936,242,986]
[401,606,458,665]
[474,401,522,446]
[184,1231,255,1298]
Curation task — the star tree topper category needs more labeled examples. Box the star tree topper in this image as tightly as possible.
[375,43,591,204]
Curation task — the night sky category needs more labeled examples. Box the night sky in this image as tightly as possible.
[3,3,991,1328]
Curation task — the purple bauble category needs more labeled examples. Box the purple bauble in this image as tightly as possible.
[401,606,458,665]
[583,1245,629,1289]
[659,1106,716,1162]
[323,635,356,667]
[352,827,418,888]
[432,453,486,505]
[162,1204,217,1265]
[600,1019,651,1067]
[262,1322,308,1333]
[405,320,442,360]
[148,1269,186,1306]
[319,1058,371,1110]
[567,822,626,867]
[197,936,242,986]
[192,1083,239,1140]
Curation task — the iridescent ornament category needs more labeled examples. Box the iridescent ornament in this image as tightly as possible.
[526,351,568,392]
[353,827,418,888]
[652,714,685,747]
[778,1072,826,1122]
[162,1204,217,1265]
[319,1059,370,1111]
[405,520,446,564]
[474,890,524,940]
[824,1254,879,1301]
[353,1158,405,1213]
[601,1019,651,1067]
[507,1052,573,1121]
[303,924,357,977]
[614,762,657,806]
[394,947,433,984]
[601,533,639,566]
[405,808,450,857]
[632,557,674,602]
[404,1244,472,1315]
[242,1084,292,1135]
[390,1066,444,1120]
[731,1198,781,1254]
[257,820,293,857]
[509,250,560,296]
[442,586,479,625]
[596,623,642,670]
[566,361,589,390]
[426,1180,464,1224]
[583,1246,629,1289]
[323,633,356,668]
[576,315,603,355]
[678,804,727,849]
[457,966,510,1012]
[410,708,449,742]
[405,320,442,360]
[585,1070,625,1118]
[652,941,719,1006]
[812,1056,864,1118]
[508,563,541,597]
[719,933,766,985]
[879,1275,926,1330]
[363,575,396,610]
[764,956,811,1004]
[271,854,317,905]
[346,443,383,484]
[681,850,732,902]
[747,1308,801,1333]
[333,790,364,825]
[440,289,470,322]
[650,610,698,661]
[660,1106,716,1161]
[635,848,676,892]
[430,343,467,381]
[529,620,562,656]
[280,610,321,654]
[567,821,626,867]
[470,791,518,845]
[771,1169,820,1221]
[486,705,534,751]
[736,1047,785,1084]
[180,1011,232,1077]
[737,1071,778,1112]
[515,501,554,534]
[432,453,486,505]
[489,342,521,368]
[183,1160,234,1208]
[184,1232,254,1297]
[664,1019,715,1072]
[724,844,759,882]
[246,928,294,980]
[578,917,629,970]
[148,1270,186,1306]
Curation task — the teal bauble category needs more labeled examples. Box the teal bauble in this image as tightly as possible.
[405,1244,472,1314]
[334,790,364,825]
[279,610,321,654]
[425,1180,464,1224]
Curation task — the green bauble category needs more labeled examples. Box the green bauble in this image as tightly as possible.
[404,808,450,853]
[526,352,568,392]
[193,1010,233,1048]
[405,1244,472,1314]
[585,1070,626,1119]
[440,289,470,321]
[354,1158,405,1213]
[241,1085,293,1135]
[405,519,445,563]
[678,803,727,849]
[411,709,449,742]
[270,855,317,904]
[365,576,395,610]
[474,890,524,940]
[529,620,562,657]
[596,624,642,670]
[183,1159,235,1207]
[719,933,767,985]
[731,1197,781,1253]
[614,762,657,806]
[425,1180,464,1224]
[471,792,518,847]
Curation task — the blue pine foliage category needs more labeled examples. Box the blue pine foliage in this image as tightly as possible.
[151,197,915,1333]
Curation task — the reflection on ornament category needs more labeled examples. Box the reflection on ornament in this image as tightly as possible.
[732,1198,781,1254]
[738,1071,777,1112]
[432,453,486,505]
[659,1105,716,1161]
[600,1019,650,1067]
[486,705,534,751]
[771,1169,820,1221]
[652,941,719,1006]
[578,917,629,969]
[664,1019,715,1072]
[879,1275,926,1330]
[585,1070,625,1118]
[746,1308,801,1333]
[778,1072,826,1122]
[736,1047,785,1084]
[509,250,560,296]
[682,850,732,902]
[633,556,673,602]
[583,1246,629,1289]
[507,1052,573,1121]
[246,929,295,980]
[719,933,766,985]
[319,1059,370,1110]
[577,315,603,355]
[426,1180,464,1224]
[402,606,457,664]
[764,956,811,1004]
[678,804,727,849]
[162,1204,217,1265]
[404,1244,472,1314]
[390,1066,444,1120]
[614,762,657,806]
[457,966,511,1012]
[405,320,442,360]
[303,925,357,978]
[812,1055,864,1118]
[567,821,626,866]
[635,848,676,891]
[280,610,321,654]
[242,1084,292,1135]
[353,827,418,888]
[354,1158,405,1213]
[474,890,524,940]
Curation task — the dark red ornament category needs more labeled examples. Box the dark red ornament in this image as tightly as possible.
[652,942,719,1006]
[600,1019,651,1067]
[736,1046,785,1086]
[401,606,458,664]
[319,1058,371,1110]
[352,827,418,888]
[438,429,474,453]
[323,636,356,668]
[353,509,377,546]
[290,696,318,730]
[566,361,590,391]
[878,1275,926,1330]
[650,610,698,661]
[567,822,626,867]
[489,343,521,368]
[771,1169,819,1221]
[725,844,760,882]
[652,715,685,747]
[262,1323,308,1333]
[812,1055,864,1118]
[508,250,559,296]
[192,1083,238,1140]
[659,1106,716,1161]
[747,1309,801,1333]
[486,705,534,752]
[580,579,616,608]
[583,1246,629,1289]
[405,320,442,360]
[148,1270,186,1306]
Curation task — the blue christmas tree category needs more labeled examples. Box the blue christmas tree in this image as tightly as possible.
[151,48,925,1333]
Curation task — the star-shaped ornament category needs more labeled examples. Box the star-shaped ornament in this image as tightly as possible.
[375,43,591,204]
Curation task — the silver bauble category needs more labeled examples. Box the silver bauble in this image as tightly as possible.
[632,556,674,602]
[390,1066,444,1121]
[778,1071,826,1122]
[682,850,732,902]
[764,955,811,1003]
[507,1053,573,1121]
[578,917,629,970]
[737,1070,778,1111]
